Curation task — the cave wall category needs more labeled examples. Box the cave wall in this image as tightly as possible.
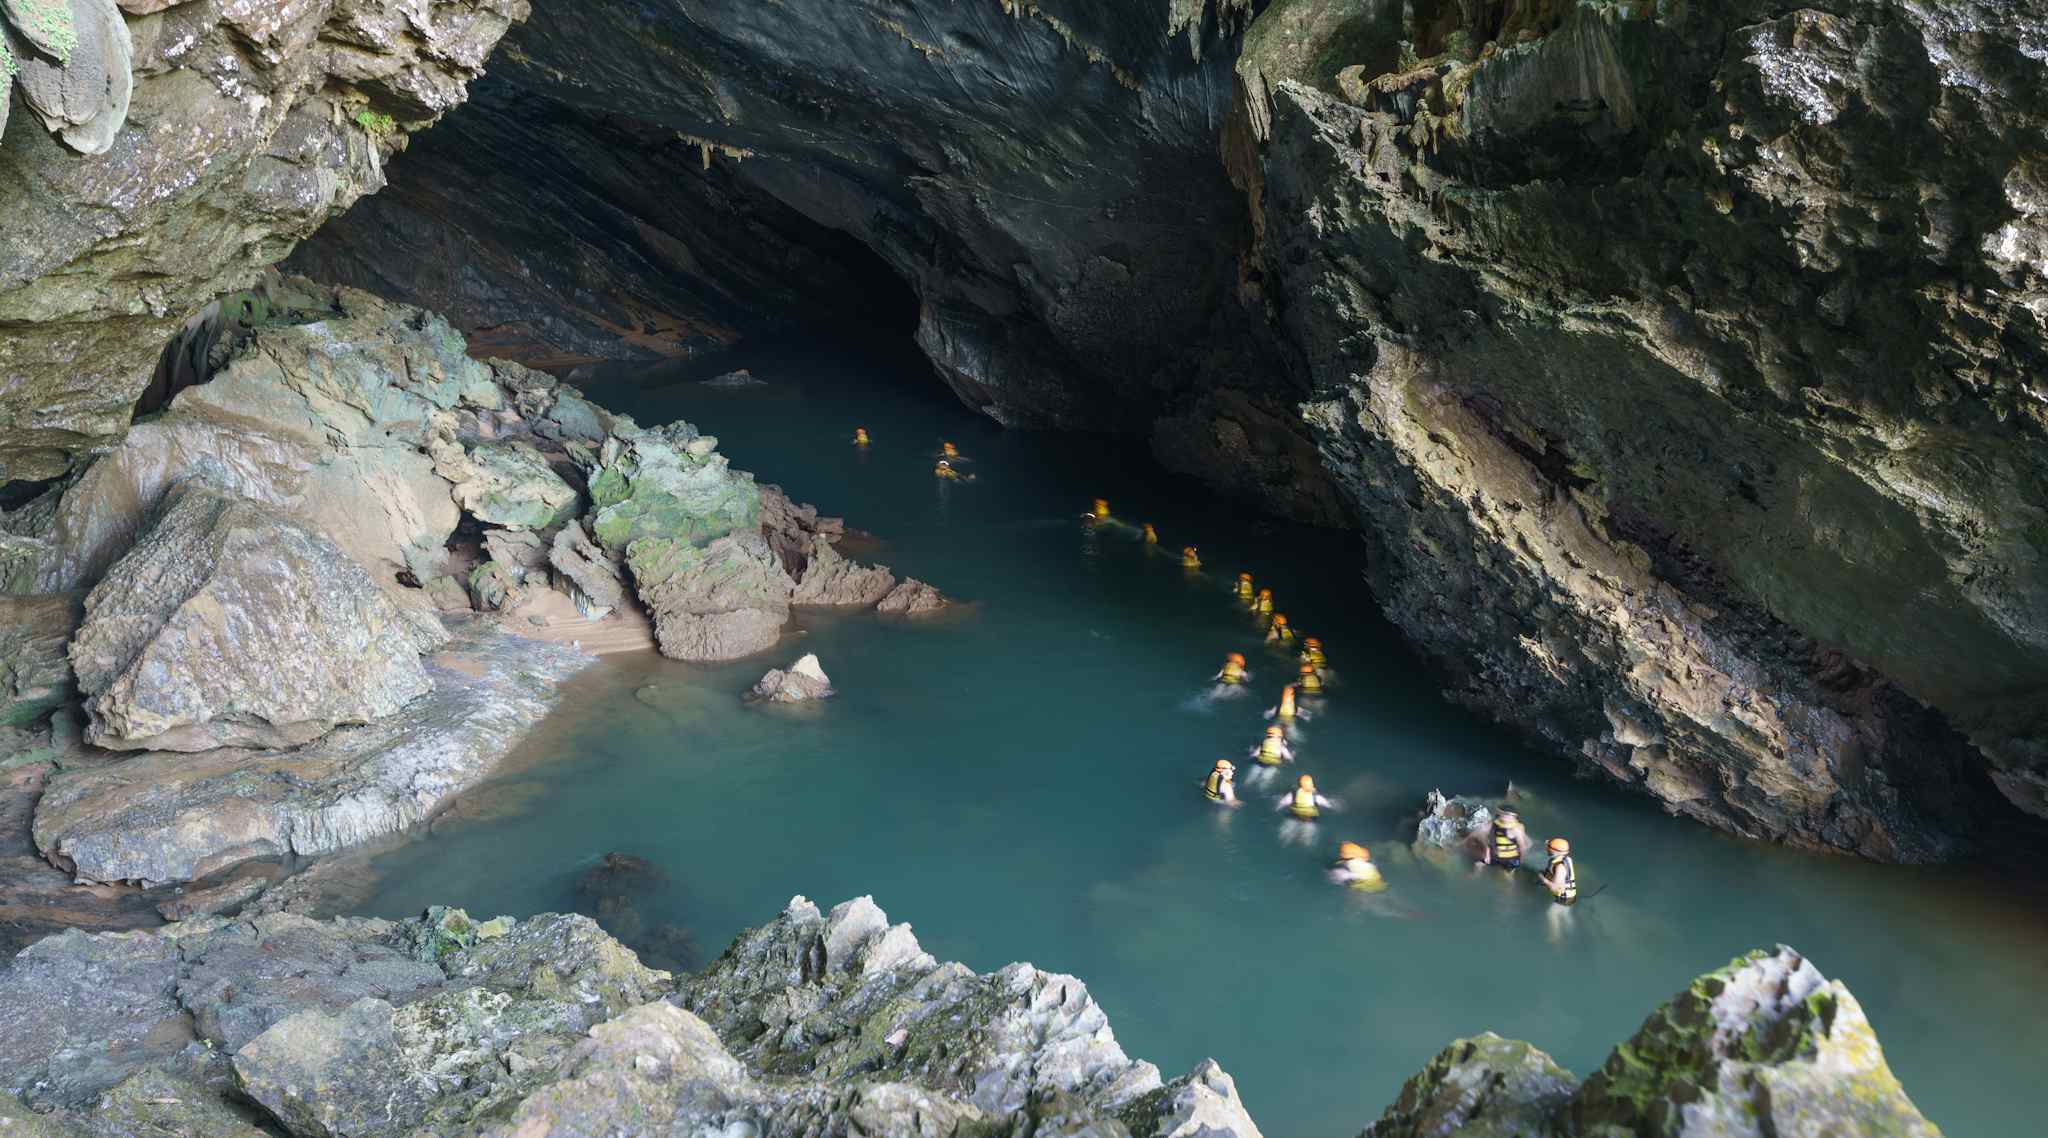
[1238,0,2048,858]
[0,0,529,486]
[288,0,1352,525]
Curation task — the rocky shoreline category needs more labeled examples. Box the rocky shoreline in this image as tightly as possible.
[0,892,1939,1136]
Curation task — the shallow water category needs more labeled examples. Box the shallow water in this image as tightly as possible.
[366,334,2048,1136]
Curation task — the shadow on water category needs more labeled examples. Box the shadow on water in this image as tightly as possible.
[365,331,2048,1137]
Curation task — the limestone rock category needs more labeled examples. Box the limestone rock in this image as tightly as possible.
[482,528,548,572]
[749,653,833,703]
[36,624,590,884]
[548,522,625,612]
[788,534,895,607]
[0,594,78,728]
[3,0,134,155]
[155,870,271,922]
[586,421,758,555]
[1361,1033,1577,1138]
[1414,790,1494,851]
[631,532,791,662]
[1565,947,1940,1138]
[876,577,949,616]
[449,439,577,530]
[0,1,526,482]
[68,479,434,753]
[0,926,187,1111]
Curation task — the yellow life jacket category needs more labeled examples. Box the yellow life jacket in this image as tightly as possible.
[1336,859,1385,892]
[1305,648,1327,668]
[1255,596,1273,614]
[1236,580,1254,599]
[1491,822,1523,863]
[1550,855,1577,902]
[1289,787,1319,819]
[1219,663,1244,685]
[1299,672,1323,694]
[1257,737,1286,764]
[1273,626,1296,643]
[1203,771,1228,801]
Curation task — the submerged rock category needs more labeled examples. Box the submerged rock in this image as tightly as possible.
[876,577,950,616]
[1414,790,1494,852]
[36,624,590,885]
[749,653,833,703]
[69,479,437,753]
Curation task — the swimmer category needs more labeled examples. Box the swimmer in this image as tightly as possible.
[1481,806,1531,869]
[1253,588,1274,615]
[1089,498,1112,521]
[1182,545,1202,570]
[1250,724,1293,765]
[1266,613,1296,644]
[1301,637,1327,670]
[1539,837,1578,904]
[934,459,975,482]
[1329,842,1386,892]
[1265,684,1306,723]
[1142,523,1159,544]
[1296,662,1324,695]
[1202,759,1240,807]
[1213,652,1248,686]
[853,427,871,446]
[1235,572,1255,600]
[1277,773,1337,820]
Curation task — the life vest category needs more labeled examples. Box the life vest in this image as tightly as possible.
[1236,580,1254,599]
[1491,822,1523,864]
[1299,672,1323,694]
[1304,648,1327,668]
[1255,595,1273,614]
[1335,859,1385,892]
[1289,787,1319,819]
[1273,626,1296,643]
[1257,737,1286,764]
[1549,854,1577,902]
[1203,771,1228,802]
[1219,663,1244,685]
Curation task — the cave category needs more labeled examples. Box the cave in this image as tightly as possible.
[1,2,2045,1134]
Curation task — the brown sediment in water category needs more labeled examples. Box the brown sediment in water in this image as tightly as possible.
[495,589,658,657]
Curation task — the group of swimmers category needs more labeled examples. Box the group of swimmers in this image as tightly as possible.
[852,428,979,481]
[1164,505,1581,906]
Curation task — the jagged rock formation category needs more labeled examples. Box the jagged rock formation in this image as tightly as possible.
[0,0,527,484]
[1364,946,1941,1138]
[749,653,834,703]
[0,895,1264,1137]
[0,898,1941,1138]
[1231,1,2048,861]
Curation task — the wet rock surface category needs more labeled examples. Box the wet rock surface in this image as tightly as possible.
[35,622,589,886]
[0,895,1940,1138]
[0,0,527,483]
[749,653,834,703]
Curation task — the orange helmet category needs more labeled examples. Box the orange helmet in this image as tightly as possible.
[1548,837,1571,854]
[1237,572,1252,582]
[1214,759,1235,772]
[1297,774,1315,790]
[1338,842,1369,861]
[1299,663,1316,675]
[1257,588,1272,598]
[1272,613,1288,626]
[1226,652,1246,665]
[1265,725,1283,737]
[1305,637,1322,648]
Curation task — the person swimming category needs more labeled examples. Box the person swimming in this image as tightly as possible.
[1235,572,1255,600]
[1277,774,1336,820]
[935,459,971,481]
[1202,759,1239,807]
[853,427,871,446]
[1250,724,1293,765]
[1481,806,1530,869]
[1329,842,1386,892]
[1213,652,1248,686]
[1182,545,1201,570]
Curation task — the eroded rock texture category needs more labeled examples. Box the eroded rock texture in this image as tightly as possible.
[0,0,526,484]
[0,895,1264,1137]
[1235,1,2048,859]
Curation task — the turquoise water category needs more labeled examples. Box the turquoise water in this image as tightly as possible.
[365,335,2048,1136]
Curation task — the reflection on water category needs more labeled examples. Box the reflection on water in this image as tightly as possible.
[365,335,2048,1137]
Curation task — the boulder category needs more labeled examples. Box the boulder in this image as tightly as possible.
[0,594,79,728]
[36,624,591,885]
[1361,1033,1578,1138]
[586,422,758,555]
[749,653,833,703]
[629,532,792,661]
[789,535,895,607]
[876,577,949,616]
[482,528,548,573]
[2,0,134,156]
[1564,946,1940,1138]
[0,926,188,1110]
[67,479,436,753]
[1414,789,1494,851]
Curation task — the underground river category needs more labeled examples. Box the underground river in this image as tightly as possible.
[362,334,2048,1137]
